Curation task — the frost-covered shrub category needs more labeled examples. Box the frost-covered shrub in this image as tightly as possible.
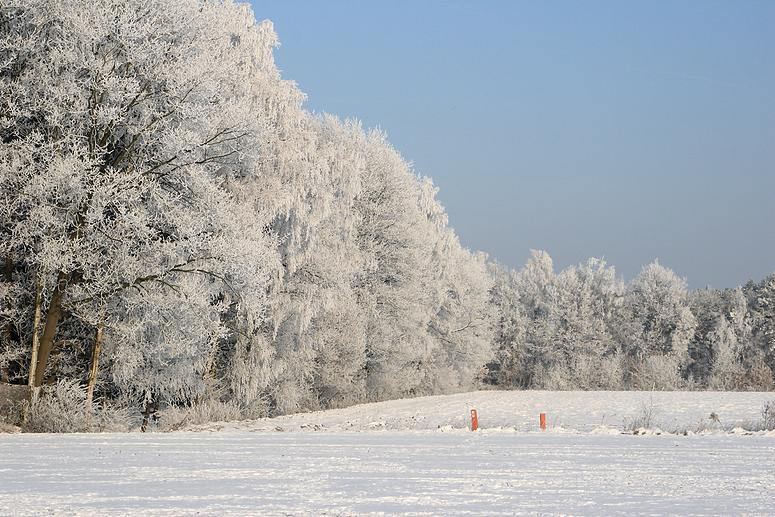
[599,353,626,390]
[731,401,775,433]
[22,380,92,433]
[156,398,268,431]
[540,354,625,391]
[96,398,142,433]
[748,360,775,391]
[575,354,626,390]
[631,356,684,391]
[623,398,659,432]
[21,380,135,433]
[540,364,572,390]
[0,422,20,433]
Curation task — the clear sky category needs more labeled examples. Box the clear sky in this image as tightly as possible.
[251,0,774,289]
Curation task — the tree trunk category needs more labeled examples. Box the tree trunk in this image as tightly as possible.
[1,256,12,383]
[28,276,43,387]
[2,255,10,281]
[85,321,104,408]
[33,271,69,387]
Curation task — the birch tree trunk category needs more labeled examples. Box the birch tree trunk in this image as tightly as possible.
[28,275,43,387]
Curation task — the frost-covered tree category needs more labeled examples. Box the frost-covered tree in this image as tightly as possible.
[3,0,772,433]
[262,115,367,413]
[299,118,368,410]
[490,252,626,390]
[688,288,726,383]
[353,131,438,400]
[514,250,556,384]
[620,261,696,389]
[542,258,624,390]
[706,316,745,390]
[742,275,775,390]
[0,0,279,395]
[688,287,757,388]
[1,0,504,424]
[419,179,495,393]
[488,265,529,387]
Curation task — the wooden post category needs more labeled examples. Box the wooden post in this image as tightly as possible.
[470,409,479,431]
[539,412,547,431]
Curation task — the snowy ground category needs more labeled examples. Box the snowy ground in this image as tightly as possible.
[189,390,775,434]
[2,391,774,516]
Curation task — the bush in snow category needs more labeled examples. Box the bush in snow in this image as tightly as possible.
[156,398,266,431]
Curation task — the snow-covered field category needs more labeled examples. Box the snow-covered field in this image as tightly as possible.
[190,389,775,434]
[2,391,774,516]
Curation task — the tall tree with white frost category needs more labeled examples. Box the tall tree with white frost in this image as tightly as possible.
[262,115,367,413]
[621,261,697,389]
[419,178,495,393]
[0,0,277,394]
[543,258,624,389]
[354,131,457,401]
[742,275,775,389]
[514,250,556,384]
[489,265,529,387]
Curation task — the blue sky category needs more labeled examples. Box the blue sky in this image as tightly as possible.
[251,0,774,288]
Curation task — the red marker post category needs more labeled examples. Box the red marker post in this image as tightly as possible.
[470,409,479,431]
[539,412,547,431]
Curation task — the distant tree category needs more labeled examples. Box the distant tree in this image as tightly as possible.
[742,275,775,390]
[543,258,624,389]
[621,261,697,389]
[707,316,746,390]
[515,250,555,385]
[488,265,529,387]
[688,288,726,384]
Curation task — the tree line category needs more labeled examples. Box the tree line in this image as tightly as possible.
[488,252,774,391]
[0,0,772,428]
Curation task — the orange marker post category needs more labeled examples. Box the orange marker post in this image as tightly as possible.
[470,409,479,431]
[539,412,547,431]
